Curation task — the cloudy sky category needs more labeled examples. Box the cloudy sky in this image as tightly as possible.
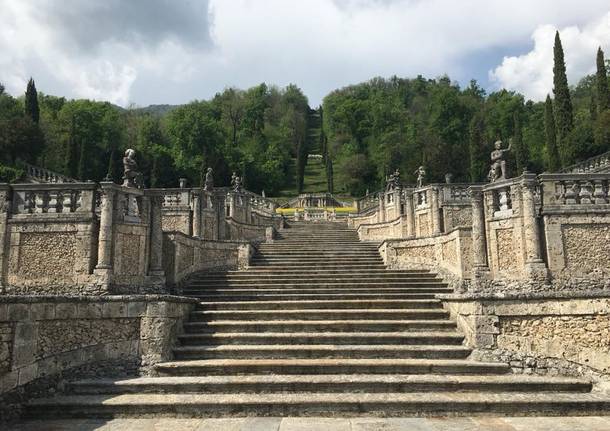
[1,0,609,107]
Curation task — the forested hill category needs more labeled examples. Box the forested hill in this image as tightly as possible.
[1,38,609,196]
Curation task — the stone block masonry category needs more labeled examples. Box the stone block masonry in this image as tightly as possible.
[0,295,196,420]
[441,293,610,379]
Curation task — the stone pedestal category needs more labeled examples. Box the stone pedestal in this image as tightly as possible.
[469,185,491,289]
[430,187,441,235]
[94,182,116,287]
[520,174,548,281]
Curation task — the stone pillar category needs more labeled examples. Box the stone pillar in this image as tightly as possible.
[227,192,236,219]
[430,187,441,235]
[0,184,10,290]
[95,183,116,273]
[520,174,548,280]
[394,188,403,217]
[192,191,202,237]
[148,194,165,276]
[215,191,227,240]
[378,193,386,223]
[404,191,415,238]
[469,186,489,270]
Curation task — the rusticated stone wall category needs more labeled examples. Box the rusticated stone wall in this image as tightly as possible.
[162,231,252,288]
[442,206,472,231]
[381,227,472,282]
[0,296,195,397]
[562,224,610,274]
[442,295,610,378]
[162,213,191,235]
[5,220,98,295]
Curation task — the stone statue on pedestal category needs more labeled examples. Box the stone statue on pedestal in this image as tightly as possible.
[122,149,142,188]
[488,140,512,182]
[415,166,426,188]
[231,172,237,187]
[233,176,243,192]
[204,167,214,191]
[386,169,401,191]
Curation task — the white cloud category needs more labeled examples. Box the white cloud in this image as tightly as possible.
[0,0,609,106]
[490,12,610,101]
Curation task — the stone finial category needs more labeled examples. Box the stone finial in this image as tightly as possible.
[487,139,512,183]
[179,178,188,189]
[203,167,214,191]
[445,173,453,184]
[414,166,426,188]
[122,149,142,188]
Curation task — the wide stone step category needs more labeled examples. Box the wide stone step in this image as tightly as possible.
[183,319,457,333]
[188,309,449,321]
[67,374,592,395]
[189,292,442,301]
[255,252,381,258]
[250,259,384,265]
[195,299,442,310]
[29,391,610,418]
[195,269,434,277]
[184,284,448,292]
[177,331,465,346]
[191,277,443,286]
[247,264,387,270]
[172,344,471,360]
[154,358,509,376]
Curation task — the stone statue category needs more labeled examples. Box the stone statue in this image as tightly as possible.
[231,172,237,187]
[203,167,214,191]
[488,139,512,182]
[445,173,453,184]
[122,149,142,188]
[261,190,266,198]
[233,176,242,192]
[386,169,401,191]
[414,166,426,188]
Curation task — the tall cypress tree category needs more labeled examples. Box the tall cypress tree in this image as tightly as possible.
[597,47,609,113]
[24,78,40,124]
[512,110,527,172]
[552,31,574,166]
[544,95,561,172]
[77,140,87,180]
[66,115,79,178]
[467,115,485,182]
[326,157,334,194]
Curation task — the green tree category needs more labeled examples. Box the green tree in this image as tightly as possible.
[512,109,528,172]
[596,47,609,113]
[25,78,40,124]
[468,114,485,182]
[544,95,561,171]
[553,31,574,165]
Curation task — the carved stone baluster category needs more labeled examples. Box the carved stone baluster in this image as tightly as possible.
[565,181,578,204]
[593,180,607,204]
[47,190,59,213]
[35,191,46,213]
[579,181,593,204]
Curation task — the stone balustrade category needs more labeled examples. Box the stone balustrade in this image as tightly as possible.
[22,162,76,184]
[0,181,282,296]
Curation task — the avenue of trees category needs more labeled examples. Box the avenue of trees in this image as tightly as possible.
[1,32,609,197]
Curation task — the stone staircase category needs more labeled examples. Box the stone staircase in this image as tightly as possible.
[26,222,610,417]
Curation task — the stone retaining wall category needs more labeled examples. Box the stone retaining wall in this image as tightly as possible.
[380,227,473,283]
[0,295,195,420]
[441,293,610,379]
[162,231,251,287]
